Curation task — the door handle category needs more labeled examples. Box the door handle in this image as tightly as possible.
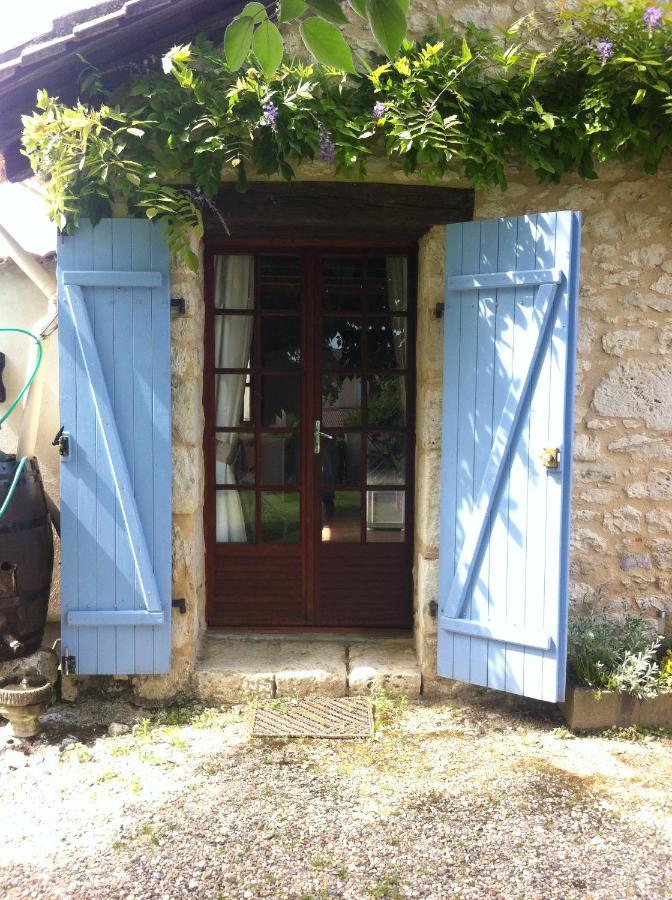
[313,419,333,454]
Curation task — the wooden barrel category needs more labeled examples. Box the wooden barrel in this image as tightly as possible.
[0,456,54,661]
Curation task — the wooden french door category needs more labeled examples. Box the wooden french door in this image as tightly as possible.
[205,246,415,629]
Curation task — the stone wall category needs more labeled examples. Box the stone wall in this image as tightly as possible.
[414,162,672,686]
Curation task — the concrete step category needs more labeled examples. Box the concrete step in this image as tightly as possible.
[193,635,421,705]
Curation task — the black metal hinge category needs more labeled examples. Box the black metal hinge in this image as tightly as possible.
[434,302,445,319]
[171,297,186,315]
[172,597,187,615]
[61,653,76,676]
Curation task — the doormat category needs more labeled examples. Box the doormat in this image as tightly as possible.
[251,696,373,739]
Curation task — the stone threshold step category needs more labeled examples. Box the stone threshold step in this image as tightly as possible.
[194,636,421,705]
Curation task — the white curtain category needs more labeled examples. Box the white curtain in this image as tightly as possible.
[214,255,254,542]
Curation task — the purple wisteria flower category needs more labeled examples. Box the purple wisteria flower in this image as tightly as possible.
[373,101,386,121]
[596,38,614,63]
[318,125,335,163]
[262,101,279,133]
[643,6,664,33]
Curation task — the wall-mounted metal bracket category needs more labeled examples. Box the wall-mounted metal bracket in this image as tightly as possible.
[434,302,445,319]
[61,651,76,676]
[172,597,187,615]
[52,426,71,460]
[171,297,186,315]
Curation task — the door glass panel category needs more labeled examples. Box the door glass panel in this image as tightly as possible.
[322,433,361,487]
[260,255,300,281]
[322,318,362,369]
[216,490,255,542]
[261,375,300,426]
[367,434,405,485]
[368,318,407,369]
[322,257,365,285]
[322,288,363,313]
[260,289,300,311]
[368,257,408,312]
[261,492,300,543]
[261,433,299,486]
[261,316,301,368]
[215,375,252,426]
[215,433,255,485]
[321,491,361,543]
[213,255,254,310]
[366,490,405,542]
[213,314,253,367]
[322,375,361,426]
[367,375,406,427]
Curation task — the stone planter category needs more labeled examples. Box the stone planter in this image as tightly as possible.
[561,684,672,731]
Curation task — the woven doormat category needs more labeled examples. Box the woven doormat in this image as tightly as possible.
[251,696,373,739]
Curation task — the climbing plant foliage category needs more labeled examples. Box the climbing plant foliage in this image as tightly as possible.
[21,0,672,268]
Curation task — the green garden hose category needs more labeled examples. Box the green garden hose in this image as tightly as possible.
[0,328,43,520]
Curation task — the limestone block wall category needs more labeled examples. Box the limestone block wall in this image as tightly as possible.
[415,162,672,686]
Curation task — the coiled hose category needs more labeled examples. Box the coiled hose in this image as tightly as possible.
[0,328,43,520]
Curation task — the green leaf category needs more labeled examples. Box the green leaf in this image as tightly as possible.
[126,127,145,137]
[306,0,349,25]
[224,16,254,71]
[347,0,367,16]
[393,0,409,12]
[299,17,356,72]
[366,0,406,60]
[241,1,267,20]
[252,20,284,78]
[279,0,308,22]
[633,88,647,105]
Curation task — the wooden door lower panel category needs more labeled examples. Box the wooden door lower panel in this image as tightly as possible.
[317,545,413,628]
[210,547,304,627]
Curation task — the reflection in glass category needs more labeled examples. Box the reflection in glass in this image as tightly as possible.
[367,434,405,485]
[216,433,255,485]
[367,376,406,427]
[260,289,300,311]
[368,318,406,369]
[322,375,361,427]
[261,375,300,426]
[261,433,299,486]
[215,375,252,426]
[261,317,301,368]
[322,433,361,487]
[260,255,300,281]
[322,288,363,313]
[321,491,361,542]
[216,490,255,542]
[322,318,362,369]
[368,257,408,312]
[261,492,300,543]
[213,255,254,309]
[322,257,364,284]
[366,490,405,542]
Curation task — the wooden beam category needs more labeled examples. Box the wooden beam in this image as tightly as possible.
[205,182,474,240]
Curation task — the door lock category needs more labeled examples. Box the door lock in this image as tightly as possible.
[313,419,333,454]
[540,447,560,470]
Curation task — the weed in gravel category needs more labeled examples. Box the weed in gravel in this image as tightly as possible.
[592,724,672,742]
[309,857,326,870]
[369,875,403,898]
[96,770,119,784]
[371,689,408,733]
[141,824,161,846]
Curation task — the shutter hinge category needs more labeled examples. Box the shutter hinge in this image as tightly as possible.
[52,426,71,459]
[61,651,76,676]
[172,597,187,615]
[170,297,186,315]
[434,302,445,319]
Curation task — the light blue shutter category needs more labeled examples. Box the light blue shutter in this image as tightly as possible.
[437,212,580,703]
[58,219,172,675]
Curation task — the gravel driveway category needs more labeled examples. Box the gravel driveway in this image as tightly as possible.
[1,692,670,900]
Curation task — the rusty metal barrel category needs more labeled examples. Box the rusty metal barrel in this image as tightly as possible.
[0,456,54,661]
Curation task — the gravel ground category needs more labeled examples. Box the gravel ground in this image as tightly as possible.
[1,692,670,900]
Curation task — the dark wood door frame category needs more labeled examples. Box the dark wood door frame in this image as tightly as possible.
[204,240,417,631]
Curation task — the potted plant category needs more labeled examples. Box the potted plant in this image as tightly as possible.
[562,603,672,730]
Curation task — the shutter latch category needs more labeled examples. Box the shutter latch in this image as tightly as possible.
[540,447,560,470]
[61,650,76,676]
[52,426,71,459]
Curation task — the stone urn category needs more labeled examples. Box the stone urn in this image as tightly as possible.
[0,673,53,738]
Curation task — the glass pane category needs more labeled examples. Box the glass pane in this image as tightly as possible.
[322,375,361,427]
[323,317,362,370]
[366,490,405,542]
[322,288,363,313]
[260,288,300,311]
[216,433,255,485]
[216,490,255,542]
[368,317,407,369]
[260,255,300,282]
[261,316,301,368]
[367,376,406,427]
[214,314,253,368]
[215,375,252,426]
[322,433,361,487]
[214,255,255,310]
[261,433,299,486]
[368,257,408,312]
[261,492,300,543]
[322,491,361,543]
[261,375,300,426]
[367,434,405,485]
[322,257,365,285]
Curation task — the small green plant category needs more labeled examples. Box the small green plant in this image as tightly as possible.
[568,603,670,699]
[369,875,402,899]
[370,687,407,732]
